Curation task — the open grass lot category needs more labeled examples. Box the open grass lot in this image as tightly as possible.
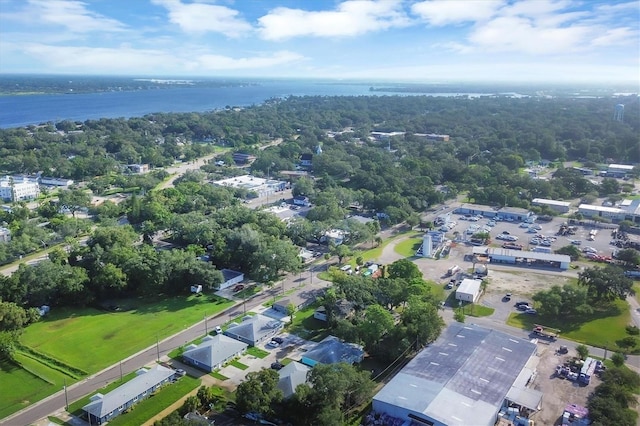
[0,356,60,419]
[465,304,495,317]
[21,294,234,373]
[107,376,200,426]
[507,299,633,350]
[393,233,423,257]
[357,230,417,262]
[210,370,229,381]
[634,282,640,303]
[228,360,248,370]
[287,303,329,342]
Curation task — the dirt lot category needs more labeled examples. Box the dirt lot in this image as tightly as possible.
[530,343,601,426]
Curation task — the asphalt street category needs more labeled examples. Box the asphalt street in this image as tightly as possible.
[1,264,330,426]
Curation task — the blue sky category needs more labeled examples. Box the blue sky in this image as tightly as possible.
[0,0,638,83]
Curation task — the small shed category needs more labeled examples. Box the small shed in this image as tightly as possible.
[456,278,482,303]
[273,298,292,314]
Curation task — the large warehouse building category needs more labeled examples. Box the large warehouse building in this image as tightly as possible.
[372,324,541,426]
[472,247,571,270]
[531,198,571,213]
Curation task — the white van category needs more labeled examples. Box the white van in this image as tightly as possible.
[447,265,461,276]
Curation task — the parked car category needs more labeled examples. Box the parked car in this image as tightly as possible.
[267,340,280,348]
[515,301,529,307]
[525,309,538,315]
[175,369,186,377]
[233,284,245,292]
[270,362,283,370]
[517,304,530,311]
[502,231,510,235]
[503,293,512,301]
[215,326,223,335]
[272,337,284,344]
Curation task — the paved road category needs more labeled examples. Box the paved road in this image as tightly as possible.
[1,263,330,426]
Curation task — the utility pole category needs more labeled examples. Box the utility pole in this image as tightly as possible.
[204,313,208,335]
[119,361,123,381]
[63,378,69,411]
[156,335,160,362]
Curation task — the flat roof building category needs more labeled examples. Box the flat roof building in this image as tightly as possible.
[455,204,531,222]
[213,175,287,198]
[531,198,571,213]
[456,279,482,303]
[372,323,539,426]
[578,204,627,222]
[0,176,40,202]
[472,246,571,270]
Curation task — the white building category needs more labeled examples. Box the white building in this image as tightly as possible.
[456,278,482,303]
[531,198,571,213]
[0,227,10,243]
[578,204,627,222]
[213,175,287,198]
[39,177,74,187]
[0,177,40,202]
[607,164,634,178]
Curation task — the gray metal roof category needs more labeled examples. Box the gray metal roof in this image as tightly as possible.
[487,247,571,263]
[277,361,311,398]
[182,334,248,369]
[373,323,536,426]
[301,335,364,365]
[224,314,282,345]
[83,365,175,418]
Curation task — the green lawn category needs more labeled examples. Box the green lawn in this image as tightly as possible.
[357,230,418,262]
[506,299,632,351]
[393,234,424,257]
[246,347,269,359]
[21,294,234,374]
[634,282,640,304]
[465,304,495,317]
[108,376,200,426]
[210,370,229,381]
[0,356,63,419]
[288,303,329,342]
[228,360,249,370]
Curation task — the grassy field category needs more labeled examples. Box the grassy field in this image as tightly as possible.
[0,355,64,419]
[21,294,234,373]
[287,303,329,342]
[393,234,424,257]
[506,299,633,350]
[107,376,201,426]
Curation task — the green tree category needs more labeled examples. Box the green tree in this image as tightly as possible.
[575,344,589,360]
[387,259,422,280]
[610,352,625,367]
[616,248,640,268]
[555,244,581,261]
[57,188,92,218]
[578,265,633,302]
[235,369,283,417]
[358,304,394,349]
[331,243,354,265]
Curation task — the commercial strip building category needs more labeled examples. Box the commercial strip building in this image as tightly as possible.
[605,163,635,178]
[181,334,248,372]
[83,365,176,425]
[454,204,532,222]
[531,198,571,213]
[212,175,287,198]
[224,314,283,346]
[472,247,571,270]
[578,199,640,224]
[372,323,541,426]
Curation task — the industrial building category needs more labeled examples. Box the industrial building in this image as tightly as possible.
[472,247,571,270]
[606,163,634,178]
[577,204,627,222]
[531,198,571,213]
[372,323,541,426]
[454,204,532,222]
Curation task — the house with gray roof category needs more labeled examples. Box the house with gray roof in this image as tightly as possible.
[277,361,311,399]
[83,365,175,424]
[182,334,248,372]
[224,313,283,346]
[300,335,364,367]
[372,323,540,426]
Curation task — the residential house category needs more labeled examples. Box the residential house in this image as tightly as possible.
[224,314,283,346]
[300,335,364,367]
[0,227,10,243]
[278,361,311,399]
[83,365,175,425]
[219,269,244,290]
[299,153,313,168]
[182,334,248,372]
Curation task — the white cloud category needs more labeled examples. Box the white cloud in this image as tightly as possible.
[151,0,252,37]
[16,43,304,74]
[5,0,128,33]
[258,0,411,40]
[591,27,638,47]
[411,0,505,26]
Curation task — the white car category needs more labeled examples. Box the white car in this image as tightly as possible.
[215,326,223,334]
[519,223,529,228]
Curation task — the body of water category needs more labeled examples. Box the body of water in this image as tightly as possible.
[0,79,505,129]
